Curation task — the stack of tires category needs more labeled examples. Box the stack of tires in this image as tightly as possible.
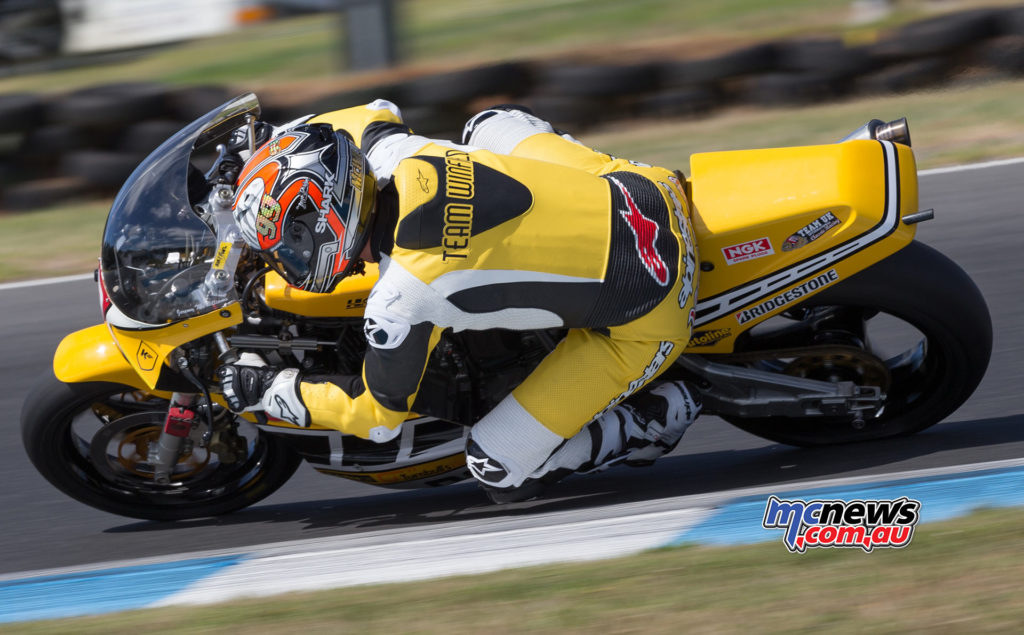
[1,83,231,210]
[285,61,534,139]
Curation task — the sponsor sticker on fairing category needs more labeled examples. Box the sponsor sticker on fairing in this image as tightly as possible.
[687,328,731,347]
[782,211,841,251]
[722,237,774,265]
[762,496,921,553]
[735,269,839,324]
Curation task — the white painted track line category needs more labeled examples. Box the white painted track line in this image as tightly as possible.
[918,156,1024,176]
[0,273,92,292]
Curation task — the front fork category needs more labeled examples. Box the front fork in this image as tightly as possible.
[148,335,241,483]
[149,392,201,484]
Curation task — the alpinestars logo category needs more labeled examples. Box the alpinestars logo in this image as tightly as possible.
[270,395,299,425]
[467,456,502,476]
[466,440,510,485]
[609,176,669,286]
[763,496,921,553]
[362,290,411,350]
[363,318,387,347]
[362,314,411,350]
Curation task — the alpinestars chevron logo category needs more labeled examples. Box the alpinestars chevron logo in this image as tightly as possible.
[467,455,508,484]
[467,455,501,474]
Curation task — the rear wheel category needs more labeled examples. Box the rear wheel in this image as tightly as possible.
[719,241,991,446]
[21,372,302,521]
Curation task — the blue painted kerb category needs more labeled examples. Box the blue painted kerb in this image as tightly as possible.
[0,554,246,624]
[673,465,1024,547]
[5,465,1024,624]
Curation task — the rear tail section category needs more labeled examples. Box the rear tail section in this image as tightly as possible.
[684,139,918,352]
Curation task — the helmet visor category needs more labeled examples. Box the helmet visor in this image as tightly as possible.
[264,221,315,286]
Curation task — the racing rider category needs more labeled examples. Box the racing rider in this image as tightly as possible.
[218,101,702,502]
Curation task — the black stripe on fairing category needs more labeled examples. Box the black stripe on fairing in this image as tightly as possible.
[692,140,900,326]
[729,288,759,302]
[694,304,718,320]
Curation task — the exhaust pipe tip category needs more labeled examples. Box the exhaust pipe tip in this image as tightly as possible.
[875,117,911,147]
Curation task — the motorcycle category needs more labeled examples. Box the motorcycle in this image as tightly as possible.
[21,94,992,521]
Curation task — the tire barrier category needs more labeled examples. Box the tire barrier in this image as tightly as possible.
[3,5,1024,210]
[0,93,44,134]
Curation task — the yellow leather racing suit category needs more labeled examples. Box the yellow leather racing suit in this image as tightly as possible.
[289,101,699,489]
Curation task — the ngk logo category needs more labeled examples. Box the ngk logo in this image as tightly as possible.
[722,237,774,265]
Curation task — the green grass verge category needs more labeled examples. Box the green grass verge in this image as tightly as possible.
[401,0,854,64]
[0,202,107,281]
[7,506,1024,634]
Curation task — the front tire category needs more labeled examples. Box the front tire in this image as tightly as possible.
[721,241,992,446]
[21,372,302,521]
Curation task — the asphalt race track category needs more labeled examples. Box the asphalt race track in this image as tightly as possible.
[1,162,1022,576]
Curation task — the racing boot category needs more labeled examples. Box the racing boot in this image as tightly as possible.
[544,380,702,476]
[471,381,701,504]
[468,435,552,504]
[464,394,568,504]
[618,380,703,468]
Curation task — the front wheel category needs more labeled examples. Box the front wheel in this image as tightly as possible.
[21,372,302,521]
[719,241,992,446]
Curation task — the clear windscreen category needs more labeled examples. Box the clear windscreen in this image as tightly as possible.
[100,94,259,325]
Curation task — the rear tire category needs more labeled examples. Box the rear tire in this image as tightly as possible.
[21,372,302,521]
[721,241,992,446]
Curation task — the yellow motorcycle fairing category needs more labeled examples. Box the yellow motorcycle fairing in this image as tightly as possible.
[54,324,152,389]
[683,139,918,353]
[263,263,379,317]
[106,303,243,389]
[55,304,244,390]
